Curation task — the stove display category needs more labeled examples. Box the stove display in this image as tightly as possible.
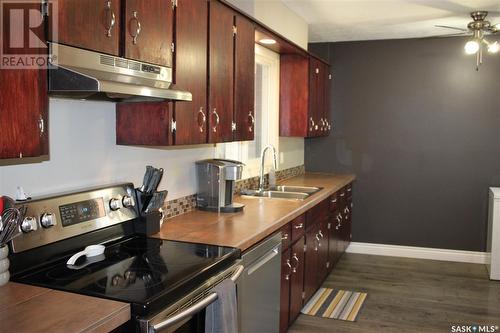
[13,237,240,315]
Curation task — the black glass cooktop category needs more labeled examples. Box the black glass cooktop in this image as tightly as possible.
[13,237,240,316]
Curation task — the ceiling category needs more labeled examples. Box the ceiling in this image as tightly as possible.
[280,0,500,42]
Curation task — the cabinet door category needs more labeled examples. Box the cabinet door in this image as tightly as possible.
[50,0,120,55]
[327,218,337,272]
[304,225,319,303]
[233,15,255,142]
[0,68,48,159]
[317,218,329,284]
[280,249,291,333]
[289,237,305,324]
[318,62,330,136]
[116,102,172,145]
[279,55,309,137]
[123,0,173,67]
[208,1,234,143]
[307,58,320,137]
[173,0,208,145]
[323,64,332,135]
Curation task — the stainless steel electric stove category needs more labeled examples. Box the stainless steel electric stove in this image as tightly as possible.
[9,184,242,333]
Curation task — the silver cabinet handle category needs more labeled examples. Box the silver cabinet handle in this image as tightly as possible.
[340,192,345,197]
[291,253,299,273]
[211,109,219,133]
[315,234,321,246]
[344,207,350,214]
[331,198,337,203]
[197,107,206,133]
[294,223,304,229]
[38,115,44,137]
[309,117,315,132]
[248,112,255,133]
[150,265,244,332]
[281,233,289,241]
[104,1,116,37]
[130,11,141,44]
[285,259,292,280]
[318,230,324,239]
[247,246,279,276]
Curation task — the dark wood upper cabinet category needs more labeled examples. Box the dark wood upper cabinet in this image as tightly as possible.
[0,68,48,159]
[173,0,208,145]
[116,102,172,146]
[50,0,121,56]
[233,14,255,142]
[208,0,234,143]
[280,55,331,138]
[123,0,173,67]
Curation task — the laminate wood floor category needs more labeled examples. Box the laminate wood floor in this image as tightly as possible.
[288,253,500,333]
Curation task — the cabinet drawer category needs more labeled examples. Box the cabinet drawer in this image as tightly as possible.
[306,198,329,229]
[290,215,305,243]
[280,224,292,250]
[338,188,347,205]
[346,183,353,199]
[329,193,338,212]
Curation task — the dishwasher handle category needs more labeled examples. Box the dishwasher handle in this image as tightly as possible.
[149,265,244,333]
[246,246,280,276]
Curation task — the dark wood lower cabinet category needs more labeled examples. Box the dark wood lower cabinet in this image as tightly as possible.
[280,249,291,333]
[289,237,305,324]
[280,183,353,332]
[303,224,319,303]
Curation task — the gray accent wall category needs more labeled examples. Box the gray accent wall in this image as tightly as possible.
[306,37,500,252]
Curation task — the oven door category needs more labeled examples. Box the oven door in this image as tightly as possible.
[139,263,244,333]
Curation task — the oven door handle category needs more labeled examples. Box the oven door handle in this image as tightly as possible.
[149,265,244,333]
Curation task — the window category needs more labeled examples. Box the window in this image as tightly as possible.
[216,44,280,179]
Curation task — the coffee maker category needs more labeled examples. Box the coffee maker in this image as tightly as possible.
[195,159,245,213]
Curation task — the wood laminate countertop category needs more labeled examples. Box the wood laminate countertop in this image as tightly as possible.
[154,173,355,251]
[0,282,130,333]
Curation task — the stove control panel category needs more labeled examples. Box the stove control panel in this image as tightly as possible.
[11,183,138,253]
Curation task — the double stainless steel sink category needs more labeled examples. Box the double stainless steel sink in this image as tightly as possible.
[241,185,322,200]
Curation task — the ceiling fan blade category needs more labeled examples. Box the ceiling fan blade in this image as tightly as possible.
[420,32,470,39]
[435,25,469,32]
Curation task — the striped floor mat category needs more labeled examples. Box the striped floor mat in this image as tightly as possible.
[301,288,367,321]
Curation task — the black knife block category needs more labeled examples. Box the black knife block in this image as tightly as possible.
[134,189,161,236]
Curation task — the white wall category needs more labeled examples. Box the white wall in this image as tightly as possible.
[0,1,308,200]
[0,99,215,199]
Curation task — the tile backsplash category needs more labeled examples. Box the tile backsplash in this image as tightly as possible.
[161,165,305,220]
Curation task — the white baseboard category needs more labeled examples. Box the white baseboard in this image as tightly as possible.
[346,242,488,264]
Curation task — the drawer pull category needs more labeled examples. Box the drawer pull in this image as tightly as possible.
[294,223,304,229]
[281,233,289,241]
[331,199,337,203]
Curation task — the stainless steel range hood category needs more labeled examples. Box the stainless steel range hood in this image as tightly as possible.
[48,43,192,102]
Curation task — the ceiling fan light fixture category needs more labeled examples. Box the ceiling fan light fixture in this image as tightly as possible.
[487,41,500,54]
[464,40,480,55]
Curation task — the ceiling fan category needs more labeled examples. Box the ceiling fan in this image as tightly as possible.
[436,11,499,71]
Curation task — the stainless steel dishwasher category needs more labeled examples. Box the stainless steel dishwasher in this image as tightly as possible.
[237,233,282,333]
